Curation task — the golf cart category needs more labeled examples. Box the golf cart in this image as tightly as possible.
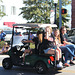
[2,23,62,74]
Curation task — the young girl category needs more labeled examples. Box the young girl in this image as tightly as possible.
[22,31,43,62]
[42,26,63,68]
[54,29,75,67]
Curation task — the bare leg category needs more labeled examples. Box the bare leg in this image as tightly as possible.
[57,47,62,58]
[23,49,31,62]
[47,49,59,61]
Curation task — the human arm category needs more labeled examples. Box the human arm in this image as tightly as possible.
[22,40,34,43]
[63,41,73,45]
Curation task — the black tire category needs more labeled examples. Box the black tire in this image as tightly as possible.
[2,58,13,70]
[35,61,47,74]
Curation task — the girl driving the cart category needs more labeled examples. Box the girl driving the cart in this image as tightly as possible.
[22,31,43,62]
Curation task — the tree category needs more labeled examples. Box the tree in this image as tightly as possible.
[20,0,71,27]
[0,0,6,18]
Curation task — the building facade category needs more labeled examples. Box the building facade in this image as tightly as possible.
[0,0,27,28]
[72,0,75,28]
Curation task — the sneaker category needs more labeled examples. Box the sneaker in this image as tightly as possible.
[69,61,75,65]
[57,63,63,68]
[59,62,63,66]
[64,63,70,67]
[20,62,24,65]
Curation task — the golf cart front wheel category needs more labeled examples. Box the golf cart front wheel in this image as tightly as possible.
[35,62,47,74]
[2,58,13,70]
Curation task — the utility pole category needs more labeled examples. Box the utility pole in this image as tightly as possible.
[59,0,62,29]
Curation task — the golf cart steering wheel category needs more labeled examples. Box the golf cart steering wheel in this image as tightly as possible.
[21,39,28,45]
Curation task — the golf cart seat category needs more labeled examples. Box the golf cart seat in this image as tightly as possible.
[38,43,55,57]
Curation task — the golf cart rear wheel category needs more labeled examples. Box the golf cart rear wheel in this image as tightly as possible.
[2,58,13,70]
[35,62,47,74]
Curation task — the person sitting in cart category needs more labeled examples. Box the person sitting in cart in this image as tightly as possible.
[22,31,43,62]
[54,29,75,67]
[41,26,63,68]
[0,42,10,54]
[29,32,34,40]
[14,30,20,36]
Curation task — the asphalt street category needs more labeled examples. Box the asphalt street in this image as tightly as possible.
[0,55,75,75]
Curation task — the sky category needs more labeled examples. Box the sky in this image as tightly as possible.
[63,4,71,18]
[62,4,71,28]
[65,4,71,17]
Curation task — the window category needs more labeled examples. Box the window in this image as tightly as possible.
[11,6,16,15]
[1,5,6,13]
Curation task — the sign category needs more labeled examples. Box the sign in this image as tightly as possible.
[50,10,55,24]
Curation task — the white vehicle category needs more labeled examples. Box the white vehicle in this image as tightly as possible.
[68,28,75,44]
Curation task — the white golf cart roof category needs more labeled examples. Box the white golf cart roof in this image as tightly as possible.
[13,23,57,28]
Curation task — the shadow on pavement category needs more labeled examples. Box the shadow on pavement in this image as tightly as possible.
[0,66,62,75]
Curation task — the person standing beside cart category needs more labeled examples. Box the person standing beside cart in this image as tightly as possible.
[0,31,1,41]
[1,30,6,41]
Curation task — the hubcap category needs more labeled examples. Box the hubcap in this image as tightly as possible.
[36,64,44,73]
[3,62,9,68]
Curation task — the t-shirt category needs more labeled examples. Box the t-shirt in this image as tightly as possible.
[64,33,68,41]
[1,32,6,41]
[42,34,55,49]
[60,34,67,44]
[14,32,20,36]
[30,34,34,40]
[0,34,1,40]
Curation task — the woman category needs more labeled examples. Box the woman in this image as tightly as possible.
[22,31,43,62]
[42,26,63,68]
[54,29,75,67]
[60,26,75,57]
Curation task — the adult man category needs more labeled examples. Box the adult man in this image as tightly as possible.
[1,30,6,41]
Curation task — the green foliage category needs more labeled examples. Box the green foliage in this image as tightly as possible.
[0,41,5,48]
[0,0,6,18]
[20,0,71,28]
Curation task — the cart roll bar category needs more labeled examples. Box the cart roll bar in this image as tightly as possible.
[11,26,14,48]
[13,23,57,28]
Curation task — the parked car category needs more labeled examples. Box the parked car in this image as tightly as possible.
[68,28,75,44]
[3,30,12,41]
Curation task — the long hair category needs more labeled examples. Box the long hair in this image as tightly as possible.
[46,26,52,34]
[60,26,66,34]
[37,31,43,43]
[54,29,61,43]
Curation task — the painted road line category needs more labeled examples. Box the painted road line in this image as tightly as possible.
[58,70,75,73]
